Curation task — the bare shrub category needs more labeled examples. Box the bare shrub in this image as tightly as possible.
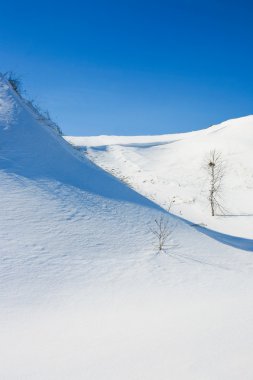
[2,72,62,136]
[149,215,173,253]
[25,99,62,135]
[4,71,22,95]
[168,197,175,212]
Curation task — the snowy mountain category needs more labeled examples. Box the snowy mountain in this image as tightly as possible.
[1,75,253,379]
[66,116,253,239]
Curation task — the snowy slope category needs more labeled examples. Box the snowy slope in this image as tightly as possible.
[0,76,171,300]
[66,116,253,239]
[1,76,253,379]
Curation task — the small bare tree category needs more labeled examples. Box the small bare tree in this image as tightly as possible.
[205,149,225,216]
[168,197,175,212]
[149,215,172,253]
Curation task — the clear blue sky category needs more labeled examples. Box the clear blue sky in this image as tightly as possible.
[1,0,252,135]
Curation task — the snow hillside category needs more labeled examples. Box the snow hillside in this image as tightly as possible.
[0,75,170,298]
[1,75,253,379]
[66,116,253,239]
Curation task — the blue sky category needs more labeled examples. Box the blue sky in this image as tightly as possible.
[0,0,253,135]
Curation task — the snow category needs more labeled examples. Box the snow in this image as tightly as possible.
[66,116,253,239]
[1,75,253,379]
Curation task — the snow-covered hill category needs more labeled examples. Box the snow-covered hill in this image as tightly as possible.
[66,116,253,239]
[1,75,253,379]
[0,76,173,299]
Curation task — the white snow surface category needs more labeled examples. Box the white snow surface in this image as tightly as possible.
[66,115,253,239]
[1,76,253,379]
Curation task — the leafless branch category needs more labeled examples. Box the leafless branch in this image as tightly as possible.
[204,149,226,216]
[149,215,173,253]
